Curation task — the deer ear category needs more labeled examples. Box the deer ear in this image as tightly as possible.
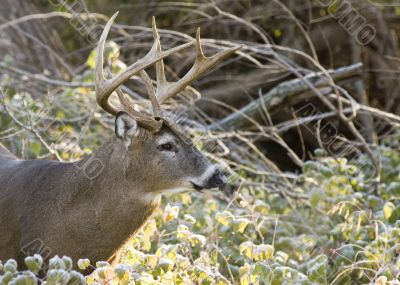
[115,112,139,145]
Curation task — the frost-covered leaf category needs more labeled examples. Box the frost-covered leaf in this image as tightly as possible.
[239,242,253,259]
[163,204,180,222]
[383,202,395,220]
[189,234,206,248]
[24,255,42,274]
[253,244,274,261]
[216,211,234,226]
[77,259,90,270]
[233,218,250,233]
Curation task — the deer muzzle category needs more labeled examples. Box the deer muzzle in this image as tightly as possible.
[191,169,227,191]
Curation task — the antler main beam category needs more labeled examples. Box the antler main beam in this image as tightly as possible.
[95,12,193,116]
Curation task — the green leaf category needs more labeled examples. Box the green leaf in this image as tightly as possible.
[3,259,17,273]
[239,263,251,285]
[29,141,42,156]
[239,242,253,259]
[77,258,90,270]
[252,262,272,282]
[233,218,250,233]
[24,254,43,274]
[307,255,328,284]
[310,189,324,207]
[177,224,191,240]
[253,244,274,261]
[383,202,395,220]
[216,211,234,226]
[163,204,179,222]
[189,234,206,248]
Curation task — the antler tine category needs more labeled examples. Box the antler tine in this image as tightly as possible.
[152,17,168,90]
[156,27,241,104]
[136,17,163,118]
[103,67,162,131]
[115,86,163,131]
[95,12,193,116]
[140,70,161,117]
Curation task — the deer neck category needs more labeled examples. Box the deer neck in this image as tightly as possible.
[76,137,160,202]
[62,138,160,261]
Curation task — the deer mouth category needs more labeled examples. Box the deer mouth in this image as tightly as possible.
[191,182,205,192]
[190,169,228,192]
[190,182,226,192]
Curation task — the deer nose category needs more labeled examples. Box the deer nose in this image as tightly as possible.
[211,170,227,189]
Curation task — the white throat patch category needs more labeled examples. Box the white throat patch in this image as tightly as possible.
[140,193,161,204]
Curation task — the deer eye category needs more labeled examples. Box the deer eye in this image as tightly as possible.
[160,142,174,151]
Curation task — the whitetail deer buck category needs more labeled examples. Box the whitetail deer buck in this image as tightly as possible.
[0,13,239,266]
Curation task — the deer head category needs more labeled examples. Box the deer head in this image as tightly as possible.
[95,12,240,195]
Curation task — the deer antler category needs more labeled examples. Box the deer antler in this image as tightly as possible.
[144,17,241,105]
[95,12,192,131]
[96,12,240,132]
